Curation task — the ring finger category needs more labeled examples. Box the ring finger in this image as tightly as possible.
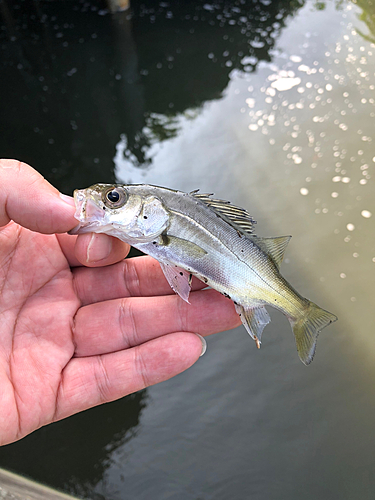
[73,288,240,357]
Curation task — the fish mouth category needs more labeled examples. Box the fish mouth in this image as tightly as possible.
[68,221,102,235]
[68,189,106,235]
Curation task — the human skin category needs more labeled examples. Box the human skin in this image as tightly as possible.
[0,159,240,445]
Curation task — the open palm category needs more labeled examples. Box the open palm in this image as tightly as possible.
[0,160,239,445]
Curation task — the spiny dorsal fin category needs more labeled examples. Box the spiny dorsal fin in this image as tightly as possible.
[190,191,257,235]
[254,235,291,269]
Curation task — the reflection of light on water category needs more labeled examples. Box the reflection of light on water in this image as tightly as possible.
[361,209,372,217]
[244,13,375,192]
[240,1,375,267]
[271,77,301,91]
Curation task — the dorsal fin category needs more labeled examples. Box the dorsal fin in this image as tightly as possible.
[190,191,257,235]
[254,236,291,269]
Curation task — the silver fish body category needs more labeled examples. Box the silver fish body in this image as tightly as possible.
[70,183,337,365]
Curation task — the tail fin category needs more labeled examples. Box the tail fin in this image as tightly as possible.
[289,301,337,365]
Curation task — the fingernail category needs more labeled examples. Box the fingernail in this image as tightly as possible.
[59,193,76,207]
[86,233,113,263]
[195,333,207,357]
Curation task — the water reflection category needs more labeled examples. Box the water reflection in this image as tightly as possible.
[0,0,306,185]
[121,0,308,166]
[353,0,375,42]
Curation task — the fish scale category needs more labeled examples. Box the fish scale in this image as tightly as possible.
[70,183,337,365]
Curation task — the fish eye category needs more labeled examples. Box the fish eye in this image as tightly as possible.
[103,186,128,208]
[107,191,119,203]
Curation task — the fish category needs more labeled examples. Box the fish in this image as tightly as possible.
[70,183,337,365]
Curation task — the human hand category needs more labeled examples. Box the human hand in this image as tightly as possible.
[0,159,240,445]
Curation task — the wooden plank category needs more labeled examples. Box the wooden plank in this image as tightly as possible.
[0,468,80,500]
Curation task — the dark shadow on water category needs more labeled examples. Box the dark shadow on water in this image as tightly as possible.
[0,392,147,499]
[0,0,305,193]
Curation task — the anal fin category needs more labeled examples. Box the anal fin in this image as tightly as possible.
[234,304,271,348]
[159,262,192,303]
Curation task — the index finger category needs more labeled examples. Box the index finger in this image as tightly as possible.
[72,255,206,305]
[0,159,77,233]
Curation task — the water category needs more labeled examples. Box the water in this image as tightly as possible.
[1,0,375,498]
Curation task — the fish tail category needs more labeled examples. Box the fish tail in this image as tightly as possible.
[289,301,337,365]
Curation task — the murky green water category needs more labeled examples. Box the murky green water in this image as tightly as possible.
[1,0,375,498]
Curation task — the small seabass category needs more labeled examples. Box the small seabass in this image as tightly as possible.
[70,183,337,365]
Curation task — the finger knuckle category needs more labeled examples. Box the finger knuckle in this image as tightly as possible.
[133,347,150,389]
[123,259,141,296]
[94,356,112,403]
[119,298,139,348]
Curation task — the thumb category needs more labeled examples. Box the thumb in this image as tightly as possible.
[0,159,77,234]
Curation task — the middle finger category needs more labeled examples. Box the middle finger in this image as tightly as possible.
[73,288,240,357]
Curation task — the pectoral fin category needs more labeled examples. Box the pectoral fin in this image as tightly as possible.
[158,234,208,259]
[159,262,192,303]
[235,304,271,348]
